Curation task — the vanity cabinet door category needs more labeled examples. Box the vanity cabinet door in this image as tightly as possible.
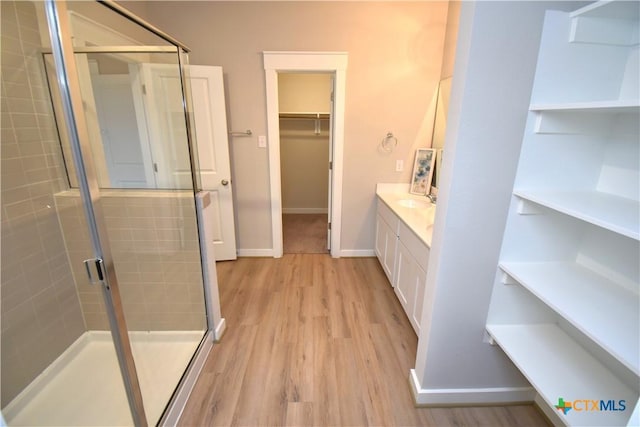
[375,213,397,285]
[395,237,429,335]
[412,263,427,334]
[395,241,417,331]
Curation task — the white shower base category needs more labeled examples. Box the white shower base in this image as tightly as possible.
[4,330,204,426]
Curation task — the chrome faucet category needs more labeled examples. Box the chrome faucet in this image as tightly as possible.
[426,193,437,204]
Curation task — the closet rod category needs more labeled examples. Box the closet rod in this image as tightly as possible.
[279,112,330,120]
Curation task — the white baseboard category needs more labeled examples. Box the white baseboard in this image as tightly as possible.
[236,249,275,257]
[409,369,535,406]
[282,208,328,214]
[238,248,374,258]
[340,249,376,257]
[534,393,564,426]
[214,318,227,342]
[160,331,214,427]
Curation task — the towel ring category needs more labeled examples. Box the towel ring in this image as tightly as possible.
[380,132,397,153]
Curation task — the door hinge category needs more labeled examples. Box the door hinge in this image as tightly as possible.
[84,258,106,287]
[328,222,332,230]
[142,84,147,95]
[153,163,158,172]
[330,91,334,102]
[329,161,333,170]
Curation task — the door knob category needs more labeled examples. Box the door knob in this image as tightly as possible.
[221,179,229,186]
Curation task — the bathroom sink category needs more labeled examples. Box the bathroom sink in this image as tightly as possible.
[397,199,432,209]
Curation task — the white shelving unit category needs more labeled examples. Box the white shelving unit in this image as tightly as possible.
[486,2,639,426]
[486,324,636,427]
[530,100,640,113]
[498,261,639,375]
[514,190,640,240]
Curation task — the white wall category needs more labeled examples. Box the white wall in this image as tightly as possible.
[413,0,580,403]
[279,73,331,113]
[119,1,448,253]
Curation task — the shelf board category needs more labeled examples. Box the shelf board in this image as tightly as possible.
[514,190,640,241]
[486,324,637,427]
[499,261,639,375]
[530,100,640,114]
[570,0,640,21]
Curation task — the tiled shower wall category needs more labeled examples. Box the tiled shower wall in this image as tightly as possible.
[1,1,86,407]
[55,191,207,332]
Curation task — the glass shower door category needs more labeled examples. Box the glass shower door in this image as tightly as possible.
[42,1,208,425]
[69,51,208,425]
[0,1,135,425]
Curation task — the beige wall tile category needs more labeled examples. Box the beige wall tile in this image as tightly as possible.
[1,2,85,406]
[57,193,209,333]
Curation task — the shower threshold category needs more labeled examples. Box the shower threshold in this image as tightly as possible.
[4,330,204,426]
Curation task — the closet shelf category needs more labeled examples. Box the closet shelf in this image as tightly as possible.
[530,100,640,114]
[569,0,639,47]
[570,0,640,21]
[499,261,639,375]
[486,324,637,427]
[279,112,330,120]
[513,190,640,240]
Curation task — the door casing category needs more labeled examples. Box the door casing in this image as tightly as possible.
[263,51,348,258]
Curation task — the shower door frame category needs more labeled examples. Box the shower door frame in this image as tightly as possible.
[44,1,215,425]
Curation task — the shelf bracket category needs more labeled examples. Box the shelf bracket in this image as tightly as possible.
[533,111,612,135]
[500,271,518,286]
[483,330,496,346]
[570,16,639,46]
[517,199,544,215]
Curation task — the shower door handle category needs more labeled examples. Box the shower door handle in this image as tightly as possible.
[84,258,106,287]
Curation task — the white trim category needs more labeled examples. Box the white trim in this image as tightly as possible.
[214,318,227,342]
[409,369,536,406]
[534,393,564,427]
[237,248,275,257]
[282,208,328,214]
[263,51,348,259]
[340,249,376,257]
[196,192,224,335]
[160,332,213,427]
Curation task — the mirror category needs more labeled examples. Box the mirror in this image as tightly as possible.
[431,76,452,189]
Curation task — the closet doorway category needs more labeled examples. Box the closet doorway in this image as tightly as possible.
[263,51,347,258]
[278,73,332,254]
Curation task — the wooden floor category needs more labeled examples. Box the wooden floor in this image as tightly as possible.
[179,255,550,426]
[283,214,328,254]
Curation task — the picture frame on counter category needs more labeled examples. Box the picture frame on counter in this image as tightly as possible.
[410,148,436,195]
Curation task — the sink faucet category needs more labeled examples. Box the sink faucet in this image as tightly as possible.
[426,193,437,204]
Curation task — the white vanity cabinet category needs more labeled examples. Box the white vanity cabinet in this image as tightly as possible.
[485,2,639,425]
[375,201,399,284]
[395,222,429,334]
[375,198,430,335]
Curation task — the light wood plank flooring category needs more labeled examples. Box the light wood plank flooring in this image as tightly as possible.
[283,214,327,254]
[179,255,550,426]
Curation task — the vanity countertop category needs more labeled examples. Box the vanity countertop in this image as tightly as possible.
[376,184,436,248]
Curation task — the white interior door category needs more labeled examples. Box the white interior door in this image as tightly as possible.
[327,77,335,251]
[188,65,237,261]
[138,63,237,260]
[90,68,150,188]
[139,63,192,189]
